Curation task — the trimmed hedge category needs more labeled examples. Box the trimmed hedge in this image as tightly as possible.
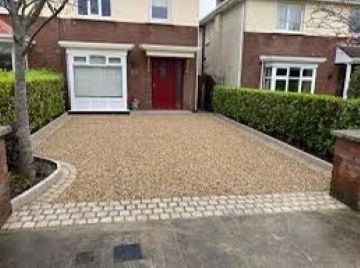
[0,69,65,132]
[213,86,360,160]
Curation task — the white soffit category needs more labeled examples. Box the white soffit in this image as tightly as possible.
[140,44,198,58]
[260,55,327,64]
[335,47,360,64]
[58,41,134,51]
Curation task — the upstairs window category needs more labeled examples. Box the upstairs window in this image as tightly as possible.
[151,0,169,21]
[78,0,111,17]
[349,9,360,33]
[277,3,303,32]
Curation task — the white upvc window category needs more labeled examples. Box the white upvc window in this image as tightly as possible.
[71,53,125,98]
[261,63,317,94]
[277,2,303,32]
[77,0,111,17]
[150,0,170,22]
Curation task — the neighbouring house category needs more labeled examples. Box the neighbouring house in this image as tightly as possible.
[0,0,199,112]
[200,0,360,99]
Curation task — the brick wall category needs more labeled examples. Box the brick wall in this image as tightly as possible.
[242,32,341,95]
[0,16,198,110]
[0,127,11,226]
[331,130,360,210]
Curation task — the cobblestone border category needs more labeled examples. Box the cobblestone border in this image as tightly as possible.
[10,161,76,210]
[1,191,347,231]
[212,114,332,175]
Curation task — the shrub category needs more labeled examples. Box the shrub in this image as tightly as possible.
[213,86,360,161]
[0,69,65,132]
[348,66,360,98]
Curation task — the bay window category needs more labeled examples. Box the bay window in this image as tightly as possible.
[277,2,303,32]
[261,64,317,94]
[78,0,111,17]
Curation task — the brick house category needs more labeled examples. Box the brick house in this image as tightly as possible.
[200,0,360,98]
[0,0,199,112]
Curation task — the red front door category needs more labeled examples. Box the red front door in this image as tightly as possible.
[152,59,176,109]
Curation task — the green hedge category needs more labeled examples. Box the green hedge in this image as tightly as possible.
[213,86,360,160]
[0,69,65,132]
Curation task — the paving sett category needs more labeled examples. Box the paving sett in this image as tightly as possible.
[34,114,330,202]
[0,209,359,267]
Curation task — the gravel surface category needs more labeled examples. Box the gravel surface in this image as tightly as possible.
[35,114,330,203]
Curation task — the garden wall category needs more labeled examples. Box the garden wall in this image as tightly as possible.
[213,86,360,160]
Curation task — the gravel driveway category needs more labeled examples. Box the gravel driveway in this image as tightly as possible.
[35,114,330,202]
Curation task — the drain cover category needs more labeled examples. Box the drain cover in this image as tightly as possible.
[113,243,142,262]
[75,251,95,265]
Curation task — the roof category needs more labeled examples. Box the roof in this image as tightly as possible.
[200,0,242,26]
[339,46,360,58]
[0,19,12,35]
[335,46,360,64]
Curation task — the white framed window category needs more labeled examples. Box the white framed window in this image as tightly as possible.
[77,0,111,17]
[261,63,317,94]
[150,0,170,22]
[277,2,303,32]
[71,53,125,98]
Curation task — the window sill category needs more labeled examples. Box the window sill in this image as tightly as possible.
[68,15,116,23]
[148,19,173,26]
[271,30,305,36]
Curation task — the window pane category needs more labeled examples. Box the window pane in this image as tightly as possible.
[349,9,360,33]
[102,0,111,16]
[74,56,86,63]
[78,0,88,15]
[0,43,12,71]
[276,68,287,76]
[277,4,287,29]
[109,57,121,64]
[303,69,313,77]
[288,79,299,92]
[90,0,99,15]
[301,81,312,93]
[289,67,301,77]
[89,56,106,64]
[264,67,272,77]
[275,80,286,91]
[264,78,271,89]
[74,66,123,97]
[152,0,168,19]
[289,4,302,31]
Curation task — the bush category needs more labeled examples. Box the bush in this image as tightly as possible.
[348,66,360,98]
[213,86,360,161]
[0,69,65,132]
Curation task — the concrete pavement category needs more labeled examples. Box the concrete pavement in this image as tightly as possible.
[1,209,359,267]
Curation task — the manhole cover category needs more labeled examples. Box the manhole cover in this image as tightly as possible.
[113,243,143,262]
[75,251,95,265]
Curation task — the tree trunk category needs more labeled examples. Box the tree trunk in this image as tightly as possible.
[13,35,34,178]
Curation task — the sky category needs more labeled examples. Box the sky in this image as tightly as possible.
[199,0,216,19]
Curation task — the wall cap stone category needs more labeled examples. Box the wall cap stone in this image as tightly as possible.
[0,126,11,138]
[332,129,360,143]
